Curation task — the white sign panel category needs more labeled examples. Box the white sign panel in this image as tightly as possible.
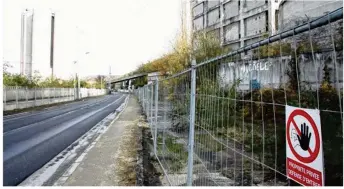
[285,105,324,186]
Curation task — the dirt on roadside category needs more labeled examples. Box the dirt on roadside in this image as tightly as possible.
[113,113,163,186]
[141,124,163,186]
[113,119,140,186]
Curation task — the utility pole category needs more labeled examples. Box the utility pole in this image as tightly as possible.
[108,66,111,90]
[50,12,55,79]
[100,76,102,89]
[73,60,78,100]
[20,12,25,75]
[77,71,80,99]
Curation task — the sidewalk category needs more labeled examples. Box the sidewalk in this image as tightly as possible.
[60,95,142,186]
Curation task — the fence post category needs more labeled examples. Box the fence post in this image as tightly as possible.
[162,87,167,156]
[41,87,43,104]
[146,87,148,116]
[34,87,36,107]
[150,84,154,127]
[154,77,159,155]
[25,87,28,108]
[187,59,197,186]
[4,86,6,111]
[146,87,148,114]
[142,87,145,110]
[16,85,18,109]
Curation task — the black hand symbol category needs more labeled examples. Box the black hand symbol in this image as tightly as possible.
[297,123,312,151]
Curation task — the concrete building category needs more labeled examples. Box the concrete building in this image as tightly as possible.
[275,0,343,32]
[190,0,342,51]
[191,0,272,51]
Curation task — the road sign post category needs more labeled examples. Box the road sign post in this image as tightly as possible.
[286,105,324,186]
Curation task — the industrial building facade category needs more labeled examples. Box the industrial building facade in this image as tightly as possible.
[191,0,342,51]
[191,0,271,51]
[276,0,343,32]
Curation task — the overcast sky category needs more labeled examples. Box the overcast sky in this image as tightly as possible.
[3,0,184,79]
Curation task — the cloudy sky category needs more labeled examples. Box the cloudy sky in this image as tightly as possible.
[3,0,185,79]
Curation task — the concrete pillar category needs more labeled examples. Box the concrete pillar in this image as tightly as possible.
[239,0,245,58]
[220,0,224,46]
[204,1,208,30]
[129,79,132,91]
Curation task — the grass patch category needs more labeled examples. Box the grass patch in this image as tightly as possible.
[157,135,188,172]
[195,134,225,152]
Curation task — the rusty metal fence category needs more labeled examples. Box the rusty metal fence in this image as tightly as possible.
[135,8,343,186]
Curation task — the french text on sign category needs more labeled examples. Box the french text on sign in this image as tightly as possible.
[287,158,322,186]
[286,106,324,186]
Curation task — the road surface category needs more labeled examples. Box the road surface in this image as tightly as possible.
[3,93,127,186]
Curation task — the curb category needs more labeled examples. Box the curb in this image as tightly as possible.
[54,95,130,186]
[18,95,129,186]
[136,117,144,186]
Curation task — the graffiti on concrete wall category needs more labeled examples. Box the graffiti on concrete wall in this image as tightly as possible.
[219,53,343,91]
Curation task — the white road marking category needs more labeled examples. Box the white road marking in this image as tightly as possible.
[18,95,129,186]
[3,95,113,122]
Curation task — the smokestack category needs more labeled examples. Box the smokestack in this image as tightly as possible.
[20,9,34,79]
[50,12,55,79]
[25,10,34,80]
[20,12,25,75]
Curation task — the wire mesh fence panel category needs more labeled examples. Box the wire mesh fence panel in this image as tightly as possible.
[134,9,343,186]
[154,71,192,186]
[3,86,106,111]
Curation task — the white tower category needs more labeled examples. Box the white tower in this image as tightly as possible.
[20,9,34,79]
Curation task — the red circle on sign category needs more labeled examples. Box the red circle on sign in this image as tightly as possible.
[287,109,320,163]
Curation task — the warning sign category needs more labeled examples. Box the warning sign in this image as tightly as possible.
[286,105,324,186]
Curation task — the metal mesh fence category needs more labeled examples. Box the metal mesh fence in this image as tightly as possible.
[135,8,343,186]
[3,86,107,111]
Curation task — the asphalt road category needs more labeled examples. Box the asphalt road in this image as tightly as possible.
[3,93,127,186]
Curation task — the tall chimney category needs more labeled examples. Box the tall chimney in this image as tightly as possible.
[50,13,55,79]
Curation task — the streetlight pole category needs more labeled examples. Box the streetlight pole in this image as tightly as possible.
[74,51,90,100]
[78,51,90,99]
[73,61,78,100]
[75,26,90,99]
[100,76,102,89]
